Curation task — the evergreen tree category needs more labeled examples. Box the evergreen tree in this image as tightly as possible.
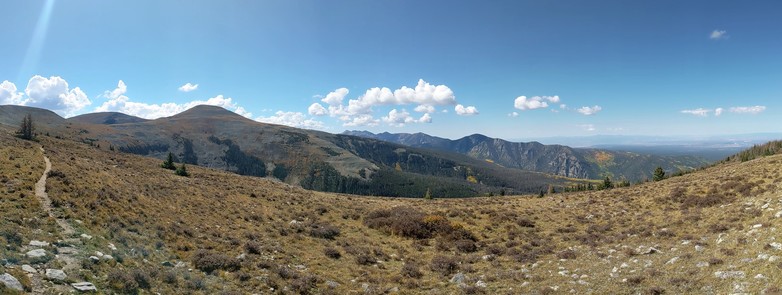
[602,176,614,190]
[16,114,35,140]
[653,166,665,181]
[175,163,190,177]
[424,188,432,200]
[161,152,176,170]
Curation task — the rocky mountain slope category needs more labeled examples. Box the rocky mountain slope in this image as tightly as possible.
[1,127,781,294]
[344,131,710,181]
[0,105,591,197]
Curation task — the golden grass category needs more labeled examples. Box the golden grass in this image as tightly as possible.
[1,130,781,294]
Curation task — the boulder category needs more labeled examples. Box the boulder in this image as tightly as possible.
[22,264,37,273]
[0,273,24,291]
[45,269,67,281]
[26,249,47,258]
[714,271,745,279]
[29,240,49,247]
[450,272,466,284]
[72,282,98,292]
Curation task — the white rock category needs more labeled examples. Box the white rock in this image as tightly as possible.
[558,270,569,276]
[26,249,47,258]
[770,242,782,250]
[758,254,770,260]
[682,240,691,245]
[95,251,104,257]
[102,255,113,260]
[714,271,745,279]
[45,269,67,281]
[620,263,629,268]
[775,211,782,218]
[22,265,37,273]
[521,282,530,287]
[611,267,618,273]
[80,233,92,240]
[0,273,24,291]
[29,240,49,247]
[752,224,763,229]
[761,203,770,209]
[89,256,100,262]
[108,243,117,251]
[755,274,766,280]
[577,280,589,285]
[72,282,98,292]
[695,245,705,252]
[769,256,780,262]
[475,280,487,288]
[666,257,680,265]
[58,247,78,255]
[696,261,709,268]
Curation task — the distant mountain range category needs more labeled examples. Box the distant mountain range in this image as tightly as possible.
[0,105,594,197]
[343,130,710,181]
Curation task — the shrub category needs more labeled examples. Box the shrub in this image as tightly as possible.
[308,223,340,240]
[557,249,577,260]
[516,218,536,228]
[191,250,241,274]
[175,163,190,177]
[291,275,318,295]
[131,268,152,289]
[108,270,139,293]
[455,239,477,253]
[163,271,178,285]
[356,254,375,266]
[245,241,263,254]
[161,152,176,170]
[401,262,423,279]
[323,247,341,259]
[430,255,459,276]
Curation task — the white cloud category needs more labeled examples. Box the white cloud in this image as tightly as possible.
[715,107,724,116]
[343,114,379,127]
[730,106,766,114]
[96,80,252,119]
[508,112,519,117]
[308,103,328,116]
[454,104,479,116]
[0,80,24,105]
[419,113,432,123]
[560,104,567,109]
[24,75,91,117]
[710,30,728,40]
[514,96,558,110]
[178,83,199,92]
[382,109,417,127]
[681,108,711,117]
[256,111,324,129]
[414,104,436,113]
[321,88,348,105]
[579,124,596,132]
[577,105,602,115]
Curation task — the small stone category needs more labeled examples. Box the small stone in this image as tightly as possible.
[236,253,246,260]
[695,245,705,252]
[666,257,679,265]
[0,273,24,291]
[761,203,770,209]
[29,240,49,247]
[80,234,92,240]
[95,251,104,257]
[620,263,629,268]
[769,256,780,262]
[482,254,495,261]
[758,254,770,260]
[752,224,763,229]
[714,271,745,279]
[521,282,530,287]
[770,242,782,250]
[22,264,37,273]
[161,261,174,267]
[637,246,661,255]
[696,261,709,268]
[775,211,782,218]
[326,280,340,288]
[58,247,78,255]
[72,281,98,292]
[475,280,487,288]
[102,255,113,260]
[89,256,100,262]
[108,243,117,251]
[450,273,466,284]
[26,249,47,258]
[755,274,766,280]
[45,269,67,281]
[175,261,187,268]
[388,286,399,293]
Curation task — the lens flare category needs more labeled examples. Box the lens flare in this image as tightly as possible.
[18,0,56,82]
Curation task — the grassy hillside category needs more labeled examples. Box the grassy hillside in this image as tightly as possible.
[1,131,781,294]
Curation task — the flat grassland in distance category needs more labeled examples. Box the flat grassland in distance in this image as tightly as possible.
[1,131,781,294]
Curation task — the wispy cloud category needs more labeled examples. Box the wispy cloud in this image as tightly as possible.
[681,108,711,117]
[577,105,602,115]
[709,30,728,40]
[729,106,765,114]
[256,111,324,130]
[178,82,199,92]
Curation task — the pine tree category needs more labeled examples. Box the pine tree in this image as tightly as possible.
[175,163,190,177]
[16,114,35,140]
[424,188,432,200]
[161,152,176,170]
[653,167,665,181]
[602,176,614,190]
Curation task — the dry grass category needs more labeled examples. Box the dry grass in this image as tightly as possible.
[1,129,782,294]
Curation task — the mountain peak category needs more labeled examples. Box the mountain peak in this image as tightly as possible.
[170,105,249,120]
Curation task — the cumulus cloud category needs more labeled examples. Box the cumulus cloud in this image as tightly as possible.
[343,114,379,127]
[715,107,724,116]
[24,75,91,117]
[256,111,324,129]
[308,103,328,116]
[321,88,348,105]
[454,104,479,116]
[514,96,559,110]
[710,30,728,40]
[0,80,24,105]
[730,106,766,114]
[312,79,467,126]
[382,109,416,127]
[577,105,602,115]
[681,108,711,117]
[178,83,199,92]
[95,80,252,119]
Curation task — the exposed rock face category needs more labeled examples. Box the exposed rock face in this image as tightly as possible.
[26,249,47,258]
[72,282,98,292]
[0,273,24,291]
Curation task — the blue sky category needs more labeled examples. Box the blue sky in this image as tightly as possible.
[1,1,781,139]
